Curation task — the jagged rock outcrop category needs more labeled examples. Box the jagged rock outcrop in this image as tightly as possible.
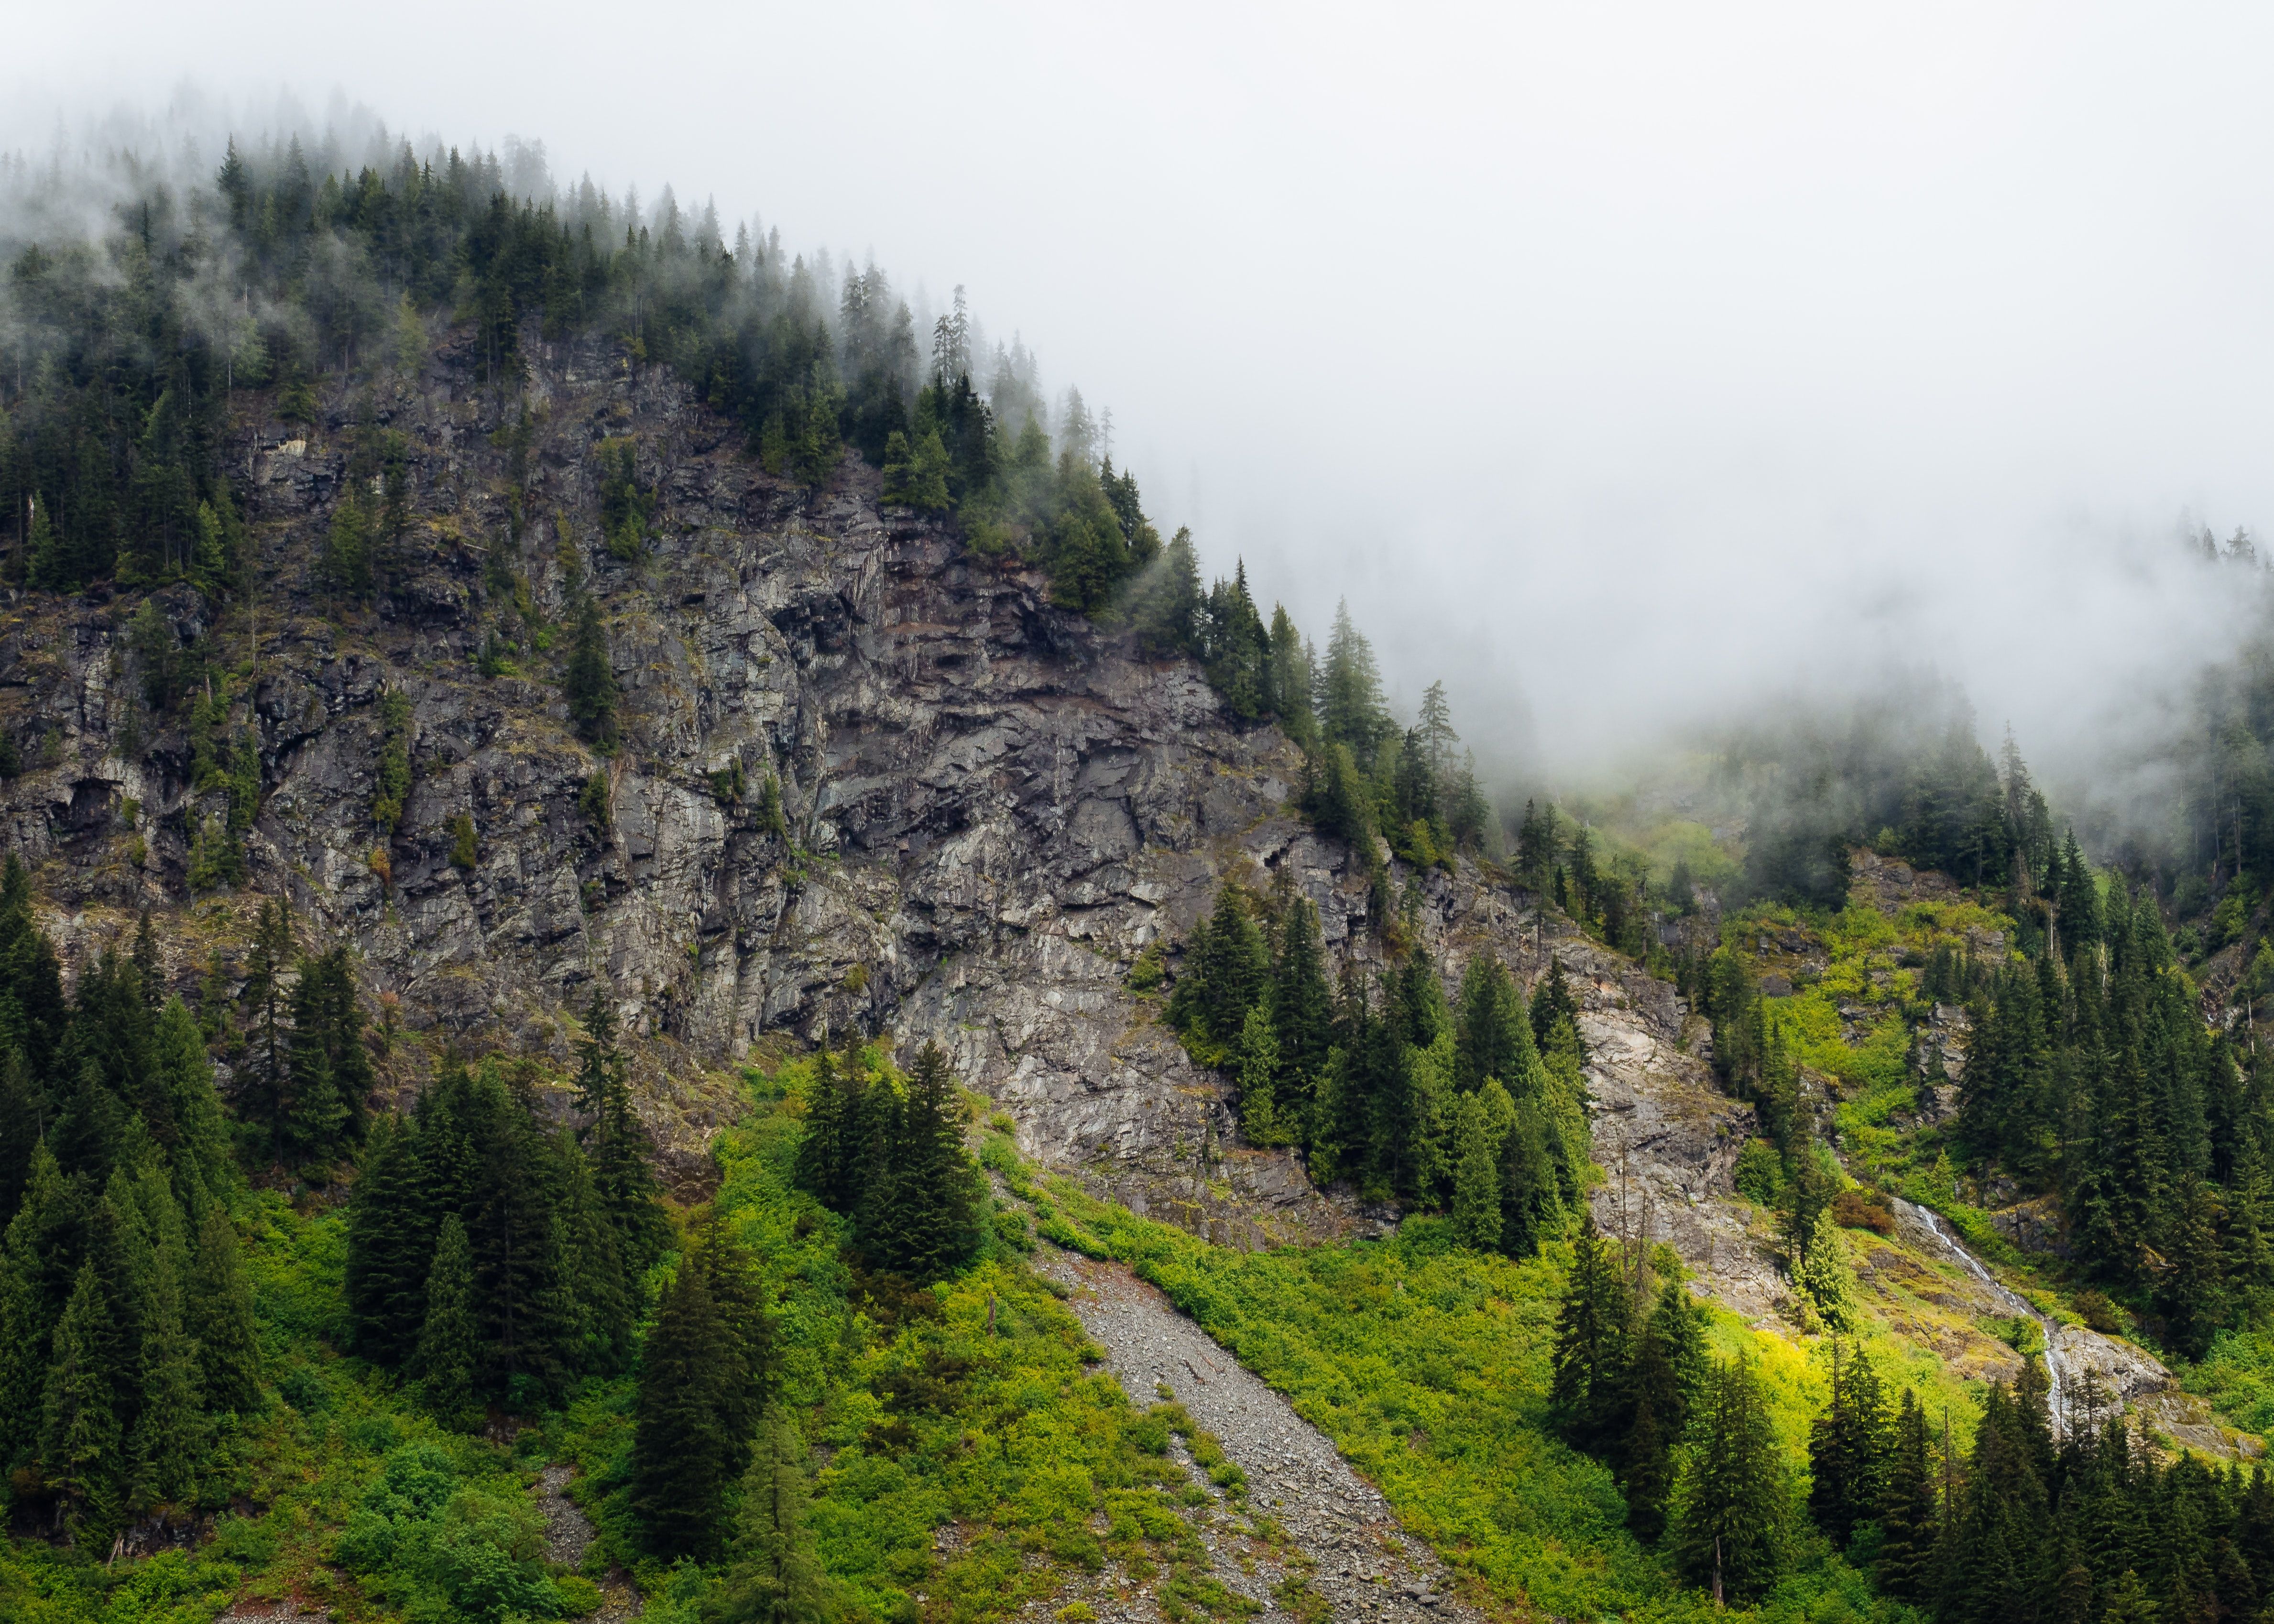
[0,332,1677,1241]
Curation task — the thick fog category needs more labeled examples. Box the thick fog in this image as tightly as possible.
[11,2,2274,795]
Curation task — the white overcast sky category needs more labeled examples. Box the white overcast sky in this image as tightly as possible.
[11,1,2274,783]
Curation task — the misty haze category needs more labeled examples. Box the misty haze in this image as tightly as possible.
[1,7,2273,1621]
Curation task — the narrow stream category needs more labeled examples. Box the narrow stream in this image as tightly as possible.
[1894,1198,2070,1432]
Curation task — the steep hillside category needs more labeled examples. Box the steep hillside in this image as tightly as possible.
[0,328,1481,1234]
[9,158,2274,1624]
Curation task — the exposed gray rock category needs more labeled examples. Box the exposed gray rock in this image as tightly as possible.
[1034,1245,1486,1624]
[0,334,1745,1248]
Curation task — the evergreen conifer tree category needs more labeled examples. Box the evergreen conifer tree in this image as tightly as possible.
[1169,886,1269,1055]
[416,1214,480,1425]
[131,1218,204,1507]
[1671,1357,1787,1603]
[1877,1389,1937,1601]
[468,1068,574,1403]
[346,1114,434,1365]
[1318,600,1390,758]
[634,1253,732,1559]
[865,1043,983,1282]
[238,896,294,1161]
[2160,1173,2229,1359]
[186,1202,261,1413]
[87,1176,155,1428]
[1454,953,1531,1094]
[792,1044,853,1208]
[153,997,230,1210]
[1269,897,1333,1116]
[578,992,669,1271]
[0,1046,39,1220]
[1807,1340,1891,1547]
[1498,1095,1567,1257]
[131,912,162,1012]
[708,1406,827,1624]
[1265,606,1315,741]
[1130,526,1203,660]
[1531,957,1584,1064]
[1620,1278,1706,1542]
[1450,1091,1504,1251]
[1235,1006,1285,1147]
[42,1259,125,1548]
[284,965,348,1165]
[1394,951,1448,1049]
[566,594,619,747]
[1552,1219,1632,1453]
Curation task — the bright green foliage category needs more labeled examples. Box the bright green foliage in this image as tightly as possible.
[1450,1091,1504,1251]
[579,770,613,828]
[334,1441,562,1623]
[187,815,245,892]
[1032,1184,1862,1624]
[1790,1209,1859,1330]
[373,688,413,835]
[1235,1006,1286,1147]
[756,773,787,838]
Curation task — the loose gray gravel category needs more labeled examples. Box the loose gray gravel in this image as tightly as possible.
[1031,1244,1485,1624]
[534,1463,644,1620]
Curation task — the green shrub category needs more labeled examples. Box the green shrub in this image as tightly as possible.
[1733,1138,1784,1205]
[448,811,479,870]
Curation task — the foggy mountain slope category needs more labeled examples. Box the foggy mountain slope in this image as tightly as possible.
[13,108,2274,1624]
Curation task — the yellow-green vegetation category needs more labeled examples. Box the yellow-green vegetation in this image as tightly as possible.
[1013,1161,1955,1624]
[0,1186,591,1624]
[553,1053,1266,1624]
[0,1045,1262,1624]
[1723,890,2030,1256]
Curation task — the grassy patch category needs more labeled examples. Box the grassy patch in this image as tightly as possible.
[1028,1179,1924,1624]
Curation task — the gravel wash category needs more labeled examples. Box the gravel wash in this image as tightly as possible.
[1031,1245,1485,1624]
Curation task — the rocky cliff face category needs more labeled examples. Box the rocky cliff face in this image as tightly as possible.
[0,331,1708,1243]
